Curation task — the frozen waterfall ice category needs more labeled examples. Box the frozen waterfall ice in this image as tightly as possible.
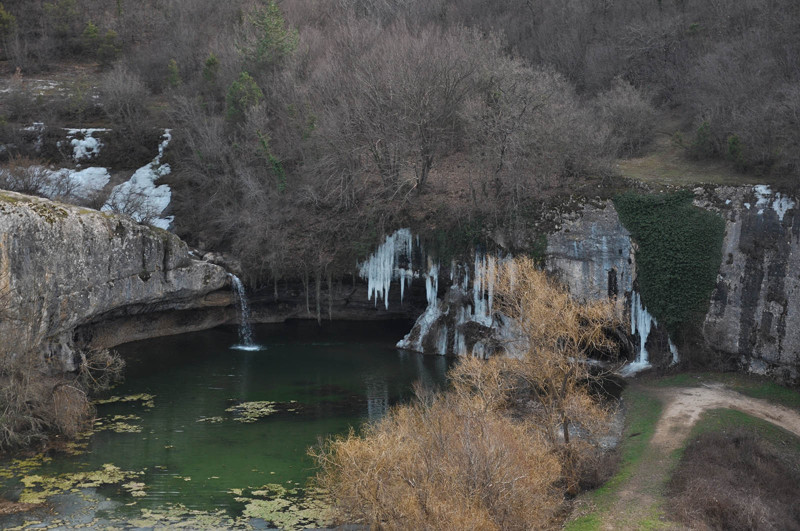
[397,251,508,357]
[623,290,655,374]
[358,228,415,309]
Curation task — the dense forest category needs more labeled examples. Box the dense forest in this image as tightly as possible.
[1,0,799,283]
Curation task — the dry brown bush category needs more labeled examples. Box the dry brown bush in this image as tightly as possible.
[0,283,123,451]
[313,383,563,530]
[0,345,123,452]
[313,258,622,527]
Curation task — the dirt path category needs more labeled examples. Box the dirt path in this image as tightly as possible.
[650,383,800,450]
[598,383,800,530]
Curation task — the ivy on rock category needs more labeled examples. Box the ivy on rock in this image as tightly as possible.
[614,190,725,333]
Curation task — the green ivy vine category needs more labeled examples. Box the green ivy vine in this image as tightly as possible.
[614,190,725,332]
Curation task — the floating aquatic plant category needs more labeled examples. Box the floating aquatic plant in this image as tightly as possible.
[94,393,156,408]
[196,416,224,423]
[225,401,277,423]
[18,464,142,504]
[232,483,333,530]
[93,414,143,433]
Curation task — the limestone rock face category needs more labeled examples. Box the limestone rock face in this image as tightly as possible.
[544,188,800,383]
[699,186,800,382]
[0,191,228,371]
[546,202,634,304]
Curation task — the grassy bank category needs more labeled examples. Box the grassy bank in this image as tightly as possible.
[567,387,663,530]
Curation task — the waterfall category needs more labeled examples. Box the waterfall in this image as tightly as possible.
[229,274,263,351]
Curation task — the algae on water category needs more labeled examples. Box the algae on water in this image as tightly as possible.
[18,464,142,505]
[225,401,278,423]
[94,393,156,408]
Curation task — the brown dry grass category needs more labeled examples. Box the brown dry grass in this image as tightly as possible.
[616,128,763,187]
[667,429,800,531]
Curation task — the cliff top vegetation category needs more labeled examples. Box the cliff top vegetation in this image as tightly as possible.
[1,0,799,284]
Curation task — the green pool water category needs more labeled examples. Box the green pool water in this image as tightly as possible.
[0,320,452,528]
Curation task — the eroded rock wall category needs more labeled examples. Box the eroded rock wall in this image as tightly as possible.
[544,187,800,383]
[699,186,800,382]
[545,202,634,304]
[0,191,228,371]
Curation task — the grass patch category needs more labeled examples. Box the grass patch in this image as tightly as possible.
[686,408,800,454]
[666,409,800,530]
[566,387,663,530]
[616,133,765,187]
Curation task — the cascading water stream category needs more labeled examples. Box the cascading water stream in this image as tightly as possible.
[229,274,263,351]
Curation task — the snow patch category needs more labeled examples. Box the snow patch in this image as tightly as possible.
[102,130,174,230]
[57,167,110,198]
[753,184,795,221]
[64,128,109,162]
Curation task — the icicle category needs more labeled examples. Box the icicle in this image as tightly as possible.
[624,290,655,374]
[471,253,495,326]
[486,255,496,317]
[425,263,439,307]
[358,228,414,310]
[473,254,484,318]
[436,324,448,355]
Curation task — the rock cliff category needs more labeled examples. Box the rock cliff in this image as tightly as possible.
[0,191,229,372]
[698,186,800,383]
[543,186,800,383]
[393,185,799,384]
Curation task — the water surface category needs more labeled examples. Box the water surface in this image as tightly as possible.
[0,321,452,527]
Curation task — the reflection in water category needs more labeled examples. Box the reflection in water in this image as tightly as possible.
[365,377,390,420]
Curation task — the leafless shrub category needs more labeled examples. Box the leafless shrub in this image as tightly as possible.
[99,65,150,129]
[77,348,125,393]
[103,184,160,226]
[0,310,123,451]
[0,156,50,194]
[0,155,77,200]
[313,384,563,530]
[312,259,623,526]
[595,77,658,157]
